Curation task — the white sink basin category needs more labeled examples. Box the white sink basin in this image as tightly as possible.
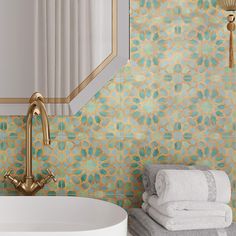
[0,197,127,236]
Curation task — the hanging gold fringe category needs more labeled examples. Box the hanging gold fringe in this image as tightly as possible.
[227,14,236,68]
[229,30,234,68]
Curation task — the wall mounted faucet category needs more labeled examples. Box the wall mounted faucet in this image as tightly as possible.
[4,92,56,195]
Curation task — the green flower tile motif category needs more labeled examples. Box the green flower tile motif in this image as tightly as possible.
[189,88,231,128]
[161,122,193,154]
[189,26,225,71]
[125,87,168,125]
[161,64,193,92]
[158,2,195,31]
[71,142,112,190]
[131,27,168,67]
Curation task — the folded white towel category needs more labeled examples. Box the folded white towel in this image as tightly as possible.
[142,203,233,231]
[155,170,231,205]
[142,193,232,218]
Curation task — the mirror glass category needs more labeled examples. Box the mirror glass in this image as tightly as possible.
[0,0,129,115]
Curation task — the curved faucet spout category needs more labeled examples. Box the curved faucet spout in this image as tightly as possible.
[27,100,51,145]
[26,98,51,179]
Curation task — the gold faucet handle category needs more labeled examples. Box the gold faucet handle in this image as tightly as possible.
[4,169,13,179]
[46,169,57,182]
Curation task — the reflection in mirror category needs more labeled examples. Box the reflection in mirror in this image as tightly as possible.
[0,0,129,115]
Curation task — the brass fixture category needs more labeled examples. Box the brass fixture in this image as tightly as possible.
[4,92,56,195]
[217,0,236,68]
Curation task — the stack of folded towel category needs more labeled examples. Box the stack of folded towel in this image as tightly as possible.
[129,208,236,236]
[128,164,236,236]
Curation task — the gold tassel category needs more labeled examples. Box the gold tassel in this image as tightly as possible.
[227,14,236,68]
[229,30,234,68]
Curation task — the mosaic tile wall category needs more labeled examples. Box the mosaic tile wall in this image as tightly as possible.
[1,0,236,218]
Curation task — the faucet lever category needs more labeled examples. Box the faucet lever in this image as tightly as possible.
[4,169,13,179]
[3,169,21,188]
[46,169,57,182]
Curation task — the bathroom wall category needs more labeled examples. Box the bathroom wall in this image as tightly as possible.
[1,0,236,218]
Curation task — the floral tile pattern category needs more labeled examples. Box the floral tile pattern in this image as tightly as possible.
[1,0,236,219]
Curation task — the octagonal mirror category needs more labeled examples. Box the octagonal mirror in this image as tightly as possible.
[0,0,129,115]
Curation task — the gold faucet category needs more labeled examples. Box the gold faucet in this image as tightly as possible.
[4,92,56,195]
